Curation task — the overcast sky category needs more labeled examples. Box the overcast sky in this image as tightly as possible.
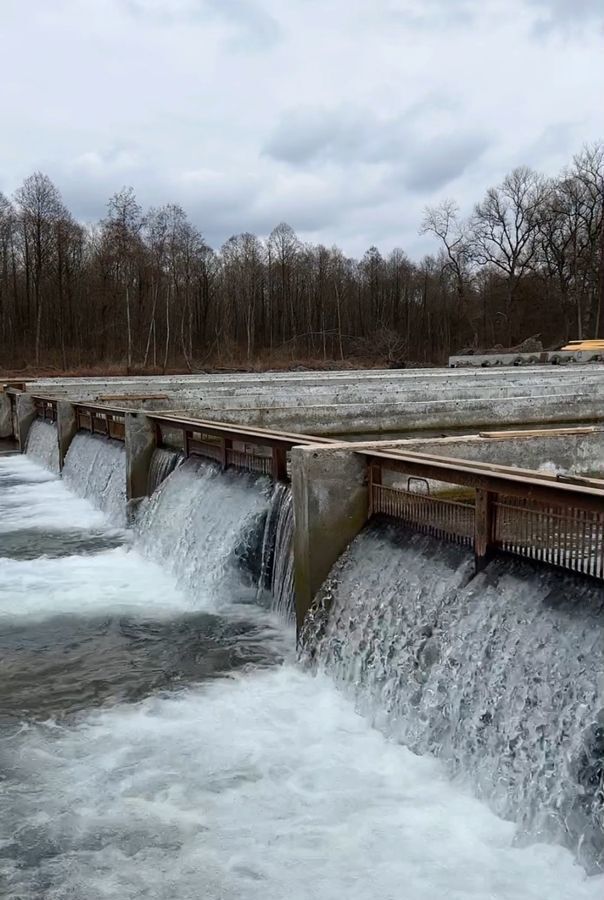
[1,0,603,257]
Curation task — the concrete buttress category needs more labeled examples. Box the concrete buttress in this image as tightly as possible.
[291,445,368,634]
[125,412,157,504]
[15,394,36,451]
[57,401,77,469]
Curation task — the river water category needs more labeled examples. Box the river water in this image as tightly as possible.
[0,444,602,899]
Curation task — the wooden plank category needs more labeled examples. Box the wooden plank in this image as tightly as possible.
[478,426,603,439]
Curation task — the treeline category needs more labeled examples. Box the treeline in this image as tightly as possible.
[0,143,602,371]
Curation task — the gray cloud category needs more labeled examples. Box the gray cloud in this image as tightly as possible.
[263,107,384,165]
[403,135,491,192]
[0,0,601,259]
[376,0,481,29]
[123,0,281,47]
[263,103,461,167]
[264,104,491,194]
[528,0,604,32]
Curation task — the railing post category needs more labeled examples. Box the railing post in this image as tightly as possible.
[368,462,381,517]
[271,445,288,481]
[183,429,190,458]
[474,488,495,572]
[221,437,231,470]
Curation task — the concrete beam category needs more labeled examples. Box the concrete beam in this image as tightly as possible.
[125,411,157,504]
[291,445,369,634]
[15,394,36,451]
[57,400,78,470]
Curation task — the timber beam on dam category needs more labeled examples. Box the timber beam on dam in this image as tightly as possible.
[22,395,338,494]
[12,389,604,634]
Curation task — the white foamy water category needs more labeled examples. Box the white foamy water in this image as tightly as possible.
[63,433,127,524]
[306,523,604,869]
[25,419,60,472]
[0,455,109,533]
[2,666,601,900]
[3,442,603,897]
[0,547,192,622]
[137,460,272,611]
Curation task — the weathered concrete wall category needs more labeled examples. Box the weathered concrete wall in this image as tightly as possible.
[125,412,157,505]
[291,445,368,633]
[20,367,604,435]
[0,392,13,439]
[56,401,78,470]
[15,394,36,450]
[379,428,604,477]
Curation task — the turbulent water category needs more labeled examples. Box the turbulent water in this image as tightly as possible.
[147,446,181,494]
[136,457,293,618]
[258,481,295,618]
[25,419,60,473]
[303,521,604,871]
[63,432,127,524]
[0,442,603,898]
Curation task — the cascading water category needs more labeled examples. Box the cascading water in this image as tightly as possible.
[258,481,295,619]
[63,432,127,525]
[147,446,181,495]
[303,520,604,871]
[3,440,604,898]
[136,458,294,621]
[25,419,60,473]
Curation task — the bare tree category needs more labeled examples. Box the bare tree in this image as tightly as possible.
[0,146,602,373]
[14,173,66,365]
[100,187,143,369]
[470,167,546,344]
[421,200,476,343]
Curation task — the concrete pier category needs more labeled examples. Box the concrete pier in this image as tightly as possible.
[0,391,13,439]
[15,394,36,451]
[125,412,157,505]
[291,445,368,633]
[57,401,78,470]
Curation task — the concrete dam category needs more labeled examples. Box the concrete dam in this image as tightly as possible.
[1,368,604,899]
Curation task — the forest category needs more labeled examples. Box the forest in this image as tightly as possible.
[0,143,602,373]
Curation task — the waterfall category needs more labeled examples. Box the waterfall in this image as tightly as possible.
[25,420,59,473]
[136,459,276,612]
[303,520,604,872]
[147,447,181,495]
[258,482,295,619]
[137,459,295,621]
[5,432,604,896]
[63,433,127,525]
[58,432,294,619]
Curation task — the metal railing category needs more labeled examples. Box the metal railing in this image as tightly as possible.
[371,482,474,546]
[29,397,334,482]
[367,451,604,581]
[493,497,604,579]
[34,397,57,423]
[75,406,126,441]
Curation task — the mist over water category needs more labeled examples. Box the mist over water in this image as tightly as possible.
[1,443,602,897]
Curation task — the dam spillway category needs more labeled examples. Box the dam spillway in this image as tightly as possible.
[1,373,604,897]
